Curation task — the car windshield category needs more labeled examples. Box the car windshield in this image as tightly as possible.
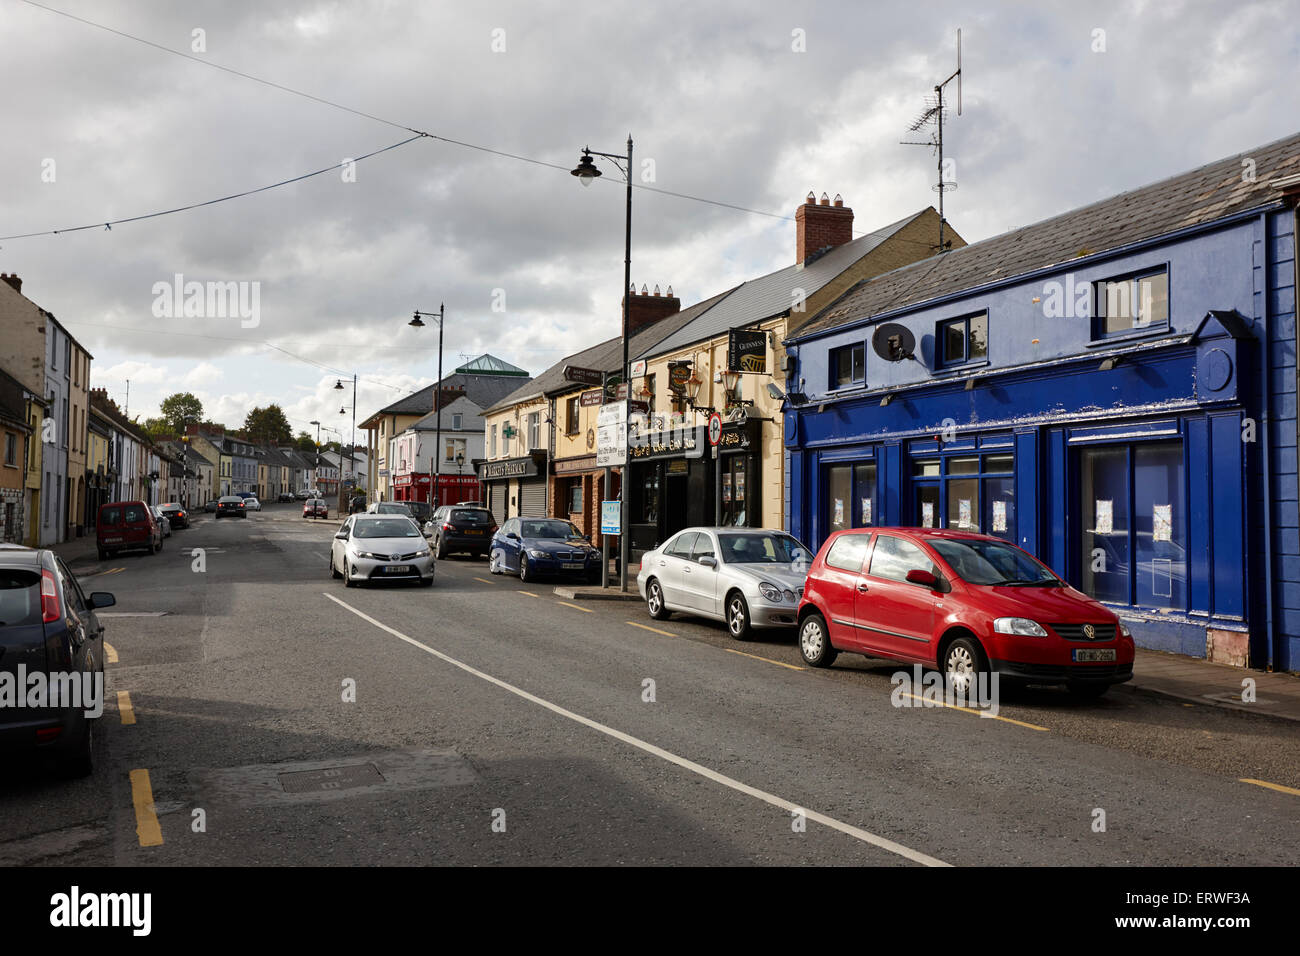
[717,532,810,565]
[521,520,581,539]
[353,518,420,538]
[928,538,1061,586]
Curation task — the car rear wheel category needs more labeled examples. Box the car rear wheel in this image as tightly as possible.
[436,536,447,560]
[58,714,94,779]
[646,579,671,620]
[943,636,988,699]
[1067,681,1110,699]
[726,591,752,641]
[799,612,837,667]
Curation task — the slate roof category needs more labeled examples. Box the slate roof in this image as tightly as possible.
[481,287,739,415]
[793,131,1300,341]
[373,366,534,418]
[409,394,487,433]
[643,210,933,359]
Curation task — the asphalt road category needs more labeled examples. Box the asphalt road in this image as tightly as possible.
[2,502,1296,866]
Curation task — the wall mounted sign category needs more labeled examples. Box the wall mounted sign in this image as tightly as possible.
[580,388,604,407]
[479,456,540,480]
[728,328,768,373]
[1095,499,1114,534]
[668,360,693,394]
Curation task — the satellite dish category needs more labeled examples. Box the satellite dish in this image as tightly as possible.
[872,323,916,362]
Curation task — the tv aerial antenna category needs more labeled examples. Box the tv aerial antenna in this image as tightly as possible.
[901,29,962,252]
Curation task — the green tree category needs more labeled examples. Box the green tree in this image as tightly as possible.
[295,431,317,452]
[159,392,204,434]
[244,405,292,445]
[142,417,172,439]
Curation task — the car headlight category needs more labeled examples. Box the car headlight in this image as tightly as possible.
[1118,621,1133,639]
[355,550,385,560]
[528,549,548,559]
[992,617,1049,637]
[413,549,430,558]
[758,582,782,602]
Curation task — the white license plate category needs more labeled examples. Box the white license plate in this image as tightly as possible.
[1073,648,1117,662]
[383,565,411,573]
[562,562,584,570]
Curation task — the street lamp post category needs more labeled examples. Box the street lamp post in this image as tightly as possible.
[572,135,633,592]
[412,305,445,509]
[335,376,357,510]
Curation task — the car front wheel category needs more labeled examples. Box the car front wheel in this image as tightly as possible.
[489,550,504,575]
[944,636,988,700]
[519,554,533,583]
[726,592,752,641]
[345,563,357,588]
[646,579,671,620]
[799,612,837,667]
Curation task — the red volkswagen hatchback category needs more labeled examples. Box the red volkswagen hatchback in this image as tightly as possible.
[796,528,1135,698]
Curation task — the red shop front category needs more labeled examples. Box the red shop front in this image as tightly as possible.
[392,472,481,506]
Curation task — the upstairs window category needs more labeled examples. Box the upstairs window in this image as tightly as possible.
[937,312,988,367]
[830,343,865,388]
[1093,268,1168,338]
[566,396,580,435]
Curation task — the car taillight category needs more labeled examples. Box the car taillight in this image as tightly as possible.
[239,502,245,508]
[443,522,454,531]
[41,569,61,623]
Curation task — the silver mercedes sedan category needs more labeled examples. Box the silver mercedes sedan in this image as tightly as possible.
[331,513,434,587]
[637,527,813,639]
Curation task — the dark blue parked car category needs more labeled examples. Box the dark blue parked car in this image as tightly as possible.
[488,517,602,583]
[0,543,115,777]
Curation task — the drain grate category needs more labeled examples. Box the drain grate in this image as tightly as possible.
[278,763,385,794]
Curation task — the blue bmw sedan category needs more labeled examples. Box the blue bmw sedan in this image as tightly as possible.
[488,517,602,583]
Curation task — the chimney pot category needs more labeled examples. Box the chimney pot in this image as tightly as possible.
[640,284,648,295]
[653,284,660,297]
[819,192,830,206]
[794,193,854,263]
[833,193,843,207]
[805,191,816,205]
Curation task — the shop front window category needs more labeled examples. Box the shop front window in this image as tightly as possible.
[911,450,1014,538]
[722,456,747,526]
[1079,440,1185,609]
[826,460,877,533]
[640,470,660,524]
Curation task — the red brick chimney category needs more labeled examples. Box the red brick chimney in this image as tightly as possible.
[0,273,22,295]
[795,192,854,263]
[622,284,681,334]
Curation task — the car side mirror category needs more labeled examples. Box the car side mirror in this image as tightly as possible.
[906,569,939,588]
[89,592,116,609]
[507,532,519,540]
[334,531,348,540]
[698,555,717,568]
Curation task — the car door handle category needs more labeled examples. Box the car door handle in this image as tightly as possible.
[856,583,870,593]
[658,560,665,566]
[683,567,692,574]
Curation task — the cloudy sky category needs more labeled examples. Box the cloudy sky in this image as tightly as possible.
[2,0,1297,439]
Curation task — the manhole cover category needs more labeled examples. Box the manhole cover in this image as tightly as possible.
[279,763,385,794]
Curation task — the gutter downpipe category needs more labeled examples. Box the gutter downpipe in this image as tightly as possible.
[1259,210,1276,672]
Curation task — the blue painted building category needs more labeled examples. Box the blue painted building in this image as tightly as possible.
[783,133,1300,672]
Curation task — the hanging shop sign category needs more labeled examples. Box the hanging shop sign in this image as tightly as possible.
[728,328,768,374]
[580,388,604,407]
[667,361,693,395]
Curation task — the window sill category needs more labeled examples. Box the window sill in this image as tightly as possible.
[1086,324,1171,347]
[932,357,990,376]
[826,381,867,396]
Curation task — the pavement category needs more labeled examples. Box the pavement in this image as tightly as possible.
[47,530,1300,723]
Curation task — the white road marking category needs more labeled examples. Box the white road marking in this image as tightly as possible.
[323,592,949,867]
[98,611,169,618]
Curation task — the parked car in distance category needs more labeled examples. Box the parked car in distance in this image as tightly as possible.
[157,503,189,529]
[151,506,172,538]
[303,498,329,519]
[489,517,602,583]
[330,514,434,587]
[96,500,163,559]
[244,496,262,512]
[0,543,115,776]
[405,501,433,524]
[425,506,497,558]
[203,500,219,513]
[295,490,311,500]
[638,528,812,639]
[278,493,294,503]
[236,491,256,499]
[349,495,367,514]
[366,501,413,516]
[796,528,1136,698]
[215,495,248,519]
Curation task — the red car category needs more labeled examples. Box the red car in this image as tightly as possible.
[303,498,329,519]
[796,528,1134,698]
[96,500,163,560]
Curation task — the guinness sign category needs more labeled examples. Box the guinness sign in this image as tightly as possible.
[728,328,768,374]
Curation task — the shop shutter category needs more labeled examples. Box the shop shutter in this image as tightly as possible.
[519,479,546,517]
[489,484,508,526]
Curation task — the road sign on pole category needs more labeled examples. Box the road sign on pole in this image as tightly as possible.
[563,365,605,386]
[596,402,627,467]
[708,412,723,446]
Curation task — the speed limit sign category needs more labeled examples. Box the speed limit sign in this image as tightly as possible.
[708,412,722,446]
